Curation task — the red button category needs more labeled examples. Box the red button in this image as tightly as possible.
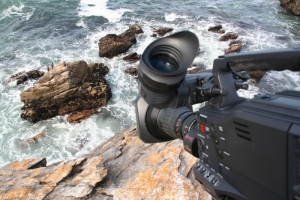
[200,123,206,133]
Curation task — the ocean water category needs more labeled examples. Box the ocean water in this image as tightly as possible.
[0,0,299,167]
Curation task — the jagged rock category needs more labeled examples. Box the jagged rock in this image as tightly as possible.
[219,32,238,41]
[125,67,139,77]
[0,127,212,200]
[247,71,267,81]
[280,0,300,15]
[0,156,107,200]
[20,61,112,123]
[153,27,173,36]
[10,70,45,85]
[150,33,157,37]
[99,24,144,58]
[123,52,141,63]
[67,109,99,124]
[208,25,225,34]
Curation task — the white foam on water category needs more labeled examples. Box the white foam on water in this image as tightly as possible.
[0,4,34,21]
[77,0,132,23]
[165,13,188,22]
[259,70,300,93]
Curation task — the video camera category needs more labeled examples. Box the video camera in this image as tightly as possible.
[134,31,300,200]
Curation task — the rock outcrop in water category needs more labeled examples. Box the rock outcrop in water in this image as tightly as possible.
[20,61,112,123]
[98,24,144,58]
[280,0,300,16]
[152,27,174,37]
[0,126,212,200]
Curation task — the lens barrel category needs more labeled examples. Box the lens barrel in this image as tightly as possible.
[154,107,196,140]
[138,31,199,108]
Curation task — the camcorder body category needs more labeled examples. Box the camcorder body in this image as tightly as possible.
[134,31,300,200]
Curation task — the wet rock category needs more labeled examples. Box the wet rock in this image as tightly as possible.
[280,0,300,16]
[0,127,212,200]
[219,32,238,41]
[125,67,139,77]
[20,61,112,123]
[225,45,242,54]
[26,131,46,144]
[67,109,99,124]
[10,70,45,85]
[225,40,242,54]
[123,52,141,63]
[208,25,225,34]
[247,71,267,81]
[150,33,157,37]
[99,24,144,58]
[153,27,174,36]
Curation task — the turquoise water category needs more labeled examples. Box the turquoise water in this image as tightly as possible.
[0,0,299,167]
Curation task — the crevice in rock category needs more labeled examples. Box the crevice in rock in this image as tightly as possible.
[28,158,47,169]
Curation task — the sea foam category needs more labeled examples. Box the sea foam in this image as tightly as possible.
[78,0,132,23]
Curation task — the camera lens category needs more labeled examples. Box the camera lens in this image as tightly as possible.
[150,54,178,73]
[157,107,196,140]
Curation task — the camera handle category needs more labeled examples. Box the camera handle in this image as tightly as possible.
[209,48,300,108]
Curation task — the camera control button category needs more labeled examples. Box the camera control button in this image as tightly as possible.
[200,154,208,163]
[211,123,217,133]
[212,134,219,144]
[215,147,223,159]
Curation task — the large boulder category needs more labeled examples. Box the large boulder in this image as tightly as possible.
[20,61,112,123]
[0,126,212,200]
[280,0,300,15]
[99,24,144,58]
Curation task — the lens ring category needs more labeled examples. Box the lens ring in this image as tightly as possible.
[148,45,183,75]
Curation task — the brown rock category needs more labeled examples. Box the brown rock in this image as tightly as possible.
[225,45,242,54]
[20,61,111,123]
[219,32,238,41]
[99,24,144,58]
[123,52,141,63]
[10,70,45,85]
[67,109,99,124]
[153,27,174,36]
[208,25,225,34]
[0,127,212,200]
[125,67,139,77]
[280,0,300,16]
[247,71,267,81]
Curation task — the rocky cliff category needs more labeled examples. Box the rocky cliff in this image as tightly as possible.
[0,127,211,200]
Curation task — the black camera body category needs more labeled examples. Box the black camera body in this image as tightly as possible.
[193,90,300,200]
[134,31,300,200]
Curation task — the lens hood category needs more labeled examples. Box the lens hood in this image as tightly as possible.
[138,31,199,108]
